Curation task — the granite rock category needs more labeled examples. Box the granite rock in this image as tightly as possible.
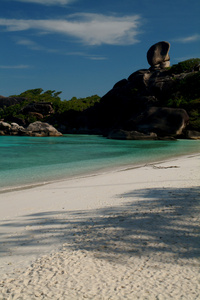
[26,121,62,137]
[147,41,170,69]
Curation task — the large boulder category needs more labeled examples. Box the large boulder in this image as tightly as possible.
[28,112,44,120]
[26,121,62,137]
[0,121,62,136]
[0,121,27,136]
[0,96,26,108]
[10,123,27,136]
[147,70,177,99]
[128,69,152,90]
[147,41,170,69]
[0,121,11,135]
[0,121,11,131]
[108,129,157,140]
[21,102,54,116]
[186,130,200,140]
[135,107,189,136]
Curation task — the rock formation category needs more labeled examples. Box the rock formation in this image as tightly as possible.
[0,42,199,139]
[147,41,170,69]
[131,107,189,136]
[26,121,62,137]
[185,130,200,140]
[107,130,158,140]
[0,96,26,108]
[21,102,54,116]
[79,42,200,139]
[0,121,62,137]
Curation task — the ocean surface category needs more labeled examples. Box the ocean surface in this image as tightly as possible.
[0,135,200,191]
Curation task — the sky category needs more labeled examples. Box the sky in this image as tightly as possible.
[0,0,200,100]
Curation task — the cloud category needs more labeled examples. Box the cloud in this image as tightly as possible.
[64,51,107,60]
[0,13,142,45]
[16,38,43,50]
[88,56,107,61]
[174,34,200,43]
[15,38,61,53]
[0,65,30,69]
[15,38,107,59]
[12,0,76,5]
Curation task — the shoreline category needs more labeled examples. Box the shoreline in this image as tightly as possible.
[0,151,199,195]
[1,135,200,194]
[0,154,200,299]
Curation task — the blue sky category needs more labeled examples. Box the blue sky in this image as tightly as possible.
[0,0,199,100]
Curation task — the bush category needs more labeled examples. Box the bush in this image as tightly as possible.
[1,89,100,126]
[165,71,200,131]
[168,58,200,74]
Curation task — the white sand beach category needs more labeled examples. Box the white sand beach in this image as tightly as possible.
[0,154,200,299]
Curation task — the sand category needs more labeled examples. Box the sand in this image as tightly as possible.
[0,154,200,299]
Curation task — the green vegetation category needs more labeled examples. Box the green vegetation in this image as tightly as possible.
[0,88,100,124]
[167,58,200,74]
[52,95,100,113]
[12,88,62,101]
[0,58,200,133]
[0,104,22,121]
[11,88,100,112]
[0,89,62,122]
[166,71,200,130]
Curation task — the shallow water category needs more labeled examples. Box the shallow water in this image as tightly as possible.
[0,135,200,191]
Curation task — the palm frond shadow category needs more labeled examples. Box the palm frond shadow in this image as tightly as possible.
[1,187,200,264]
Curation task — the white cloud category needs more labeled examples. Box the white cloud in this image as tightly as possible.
[0,13,142,45]
[16,38,43,50]
[65,51,107,60]
[13,0,76,5]
[88,56,107,61]
[15,38,107,59]
[15,38,60,53]
[0,65,30,69]
[174,34,200,43]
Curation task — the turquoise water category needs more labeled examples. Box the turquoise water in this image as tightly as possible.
[0,135,200,191]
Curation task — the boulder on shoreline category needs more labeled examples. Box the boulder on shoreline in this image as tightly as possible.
[186,130,200,140]
[133,107,189,136]
[107,129,158,140]
[26,121,62,137]
[0,121,62,137]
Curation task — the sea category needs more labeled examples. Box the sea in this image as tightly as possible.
[0,134,200,192]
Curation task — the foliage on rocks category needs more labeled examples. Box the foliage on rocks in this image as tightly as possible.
[167,58,200,74]
[165,71,200,130]
[0,57,200,136]
[0,88,100,126]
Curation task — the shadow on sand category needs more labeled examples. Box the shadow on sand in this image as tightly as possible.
[0,186,200,264]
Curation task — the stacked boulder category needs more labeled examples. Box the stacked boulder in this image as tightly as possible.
[147,41,170,69]
[84,41,198,139]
